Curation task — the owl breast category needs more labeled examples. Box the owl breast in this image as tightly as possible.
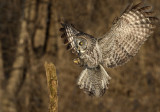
[79,42,102,68]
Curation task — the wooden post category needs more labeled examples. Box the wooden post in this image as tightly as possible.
[44,62,58,112]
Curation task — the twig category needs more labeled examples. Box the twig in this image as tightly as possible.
[44,62,58,112]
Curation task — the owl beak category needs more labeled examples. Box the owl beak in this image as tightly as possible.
[77,47,85,53]
[77,47,80,52]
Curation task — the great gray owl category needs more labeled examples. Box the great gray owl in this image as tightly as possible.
[60,1,159,97]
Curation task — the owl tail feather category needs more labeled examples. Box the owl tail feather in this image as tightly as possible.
[77,65,111,97]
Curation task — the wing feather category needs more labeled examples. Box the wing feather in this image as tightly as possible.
[98,2,159,68]
[60,23,80,52]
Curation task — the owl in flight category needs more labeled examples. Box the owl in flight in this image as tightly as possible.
[60,1,159,96]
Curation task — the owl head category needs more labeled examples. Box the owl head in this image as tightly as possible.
[60,23,95,54]
[73,34,88,53]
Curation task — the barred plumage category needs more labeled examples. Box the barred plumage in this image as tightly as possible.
[99,2,159,67]
[60,1,159,97]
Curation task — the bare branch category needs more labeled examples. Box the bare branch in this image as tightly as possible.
[44,62,58,112]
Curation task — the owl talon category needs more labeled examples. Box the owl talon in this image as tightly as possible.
[73,58,80,64]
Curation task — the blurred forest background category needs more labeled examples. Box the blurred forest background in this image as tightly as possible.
[0,0,160,112]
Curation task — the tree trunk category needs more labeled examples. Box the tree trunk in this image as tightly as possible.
[2,19,27,112]
[0,41,4,112]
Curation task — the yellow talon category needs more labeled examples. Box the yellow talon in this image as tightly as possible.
[73,58,80,64]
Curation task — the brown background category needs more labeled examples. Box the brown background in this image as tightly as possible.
[0,0,160,112]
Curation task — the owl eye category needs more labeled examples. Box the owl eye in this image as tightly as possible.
[79,41,83,46]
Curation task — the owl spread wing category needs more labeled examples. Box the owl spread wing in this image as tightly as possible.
[60,23,80,53]
[98,2,159,68]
